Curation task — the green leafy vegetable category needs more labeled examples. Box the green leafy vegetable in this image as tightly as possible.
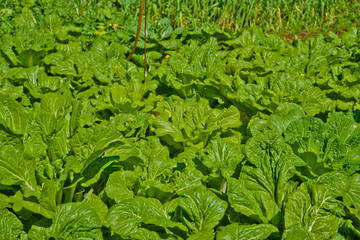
[1,5,360,239]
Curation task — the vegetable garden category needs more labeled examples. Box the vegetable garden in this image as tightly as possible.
[1,0,360,239]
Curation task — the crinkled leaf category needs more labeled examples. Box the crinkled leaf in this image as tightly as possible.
[159,39,182,50]
[0,94,30,135]
[0,147,37,197]
[106,197,185,238]
[69,125,124,163]
[284,183,343,240]
[0,207,24,240]
[266,103,305,135]
[203,137,243,178]
[28,202,103,240]
[110,112,151,138]
[216,223,278,240]
[179,187,228,232]
[188,230,215,240]
[227,177,279,224]
[316,172,360,219]
[281,227,313,240]
[105,171,138,203]
[82,190,108,225]
[34,92,72,136]
[10,190,55,219]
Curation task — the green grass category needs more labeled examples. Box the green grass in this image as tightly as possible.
[142,0,359,33]
[1,0,359,36]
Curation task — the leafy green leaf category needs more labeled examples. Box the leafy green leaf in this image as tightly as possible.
[284,183,343,240]
[28,202,103,240]
[34,92,72,136]
[105,170,138,203]
[0,146,37,197]
[188,230,215,240]
[281,227,313,240]
[0,207,24,240]
[227,177,279,224]
[69,125,123,163]
[80,156,120,187]
[82,189,108,225]
[216,223,278,240]
[316,172,360,219]
[0,94,30,135]
[10,190,55,219]
[106,197,185,238]
[179,187,228,232]
[202,137,243,178]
